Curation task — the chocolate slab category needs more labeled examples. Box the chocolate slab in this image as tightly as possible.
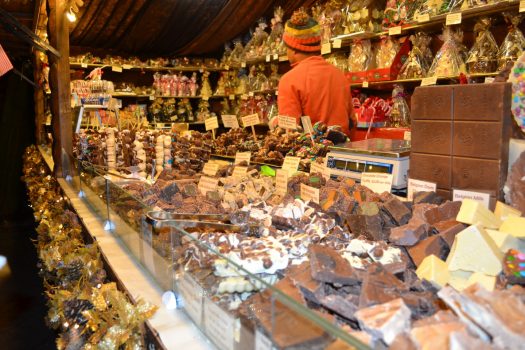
[437,221,466,247]
[318,294,359,321]
[359,264,408,308]
[383,198,411,226]
[345,214,384,241]
[309,245,361,285]
[453,83,511,121]
[452,122,504,160]
[390,222,429,246]
[407,235,450,267]
[413,192,443,205]
[451,157,503,197]
[411,121,452,155]
[409,153,452,190]
[411,85,453,120]
[287,262,324,304]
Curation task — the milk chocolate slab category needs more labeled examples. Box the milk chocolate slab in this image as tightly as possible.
[408,235,450,267]
[437,222,466,247]
[412,85,453,120]
[309,245,361,285]
[359,264,408,308]
[411,121,452,155]
[451,157,502,197]
[410,153,452,189]
[318,294,359,321]
[453,122,504,160]
[453,82,511,121]
[288,262,324,304]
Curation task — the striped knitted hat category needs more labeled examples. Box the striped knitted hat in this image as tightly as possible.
[283,9,321,53]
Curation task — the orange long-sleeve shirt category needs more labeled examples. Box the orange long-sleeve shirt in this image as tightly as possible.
[278,56,352,135]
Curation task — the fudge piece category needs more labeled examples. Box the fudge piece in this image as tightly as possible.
[503,249,525,286]
[416,255,450,289]
[309,245,361,285]
[355,298,412,346]
[408,235,449,267]
[383,198,412,226]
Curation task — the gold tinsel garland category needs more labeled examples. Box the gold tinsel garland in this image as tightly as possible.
[22,146,158,350]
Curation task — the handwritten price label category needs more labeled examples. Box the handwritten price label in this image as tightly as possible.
[453,189,491,209]
[421,76,437,86]
[111,65,123,72]
[222,115,239,129]
[278,115,297,130]
[242,113,260,127]
[202,162,220,176]
[198,176,219,195]
[388,26,402,36]
[300,184,320,204]
[232,166,248,178]
[361,172,393,194]
[234,152,251,165]
[205,117,219,131]
[275,169,288,196]
[446,13,462,26]
[407,178,437,201]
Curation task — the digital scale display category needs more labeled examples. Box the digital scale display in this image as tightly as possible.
[328,157,394,174]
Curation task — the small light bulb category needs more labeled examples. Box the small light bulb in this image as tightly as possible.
[66,9,76,22]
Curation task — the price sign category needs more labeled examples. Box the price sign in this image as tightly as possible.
[362,81,369,88]
[149,95,155,101]
[204,298,236,350]
[407,178,437,201]
[229,94,235,100]
[275,169,288,196]
[388,26,402,36]
[310,162,330,180]
[178,273,204,326]
[278,115,297,130]
[80,63,88,68]
[242,113,260,127]
[266,54,271,62]
[417,13,430,23]
[202,162,220,176]
[282,156,301,175]
[301,184,320,204]
[122,64,133,70]
[232,166,248,178]
[249,91,254,97]
[453,189,491,209]
[321,42,332,55]
[484,77,495,84]
[222,115,240,129]
[404,131,411,141]
[332,39,342,49]
[421,76,437,86]
[198,176,219,195]
[205,117,219,131]
[111,65,123,72]
[446,13,462,26]
[273,54,279,60]
[241,62,247,68]
[361,172,393,194]
[235,152,251,165]
[300,116,314,134]
[278,56,287,62]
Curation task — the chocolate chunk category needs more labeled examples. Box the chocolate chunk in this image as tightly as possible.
[319,294,359,321]
[438,201,462,221]
[411,203,438,223]
[287,262,324,305]
[390,222,429,246]
[182,183,198,197]
[413,191,444,205]
[437,222,465,247]
[309,245,360,285]
[359,264,408,308]
[345,214,384,241]
[400,291,438,319]
[358,202,380,216]
[408,235,450,267]
[383,198,412,226]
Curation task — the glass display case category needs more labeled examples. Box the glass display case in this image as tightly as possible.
[69,157,370,350]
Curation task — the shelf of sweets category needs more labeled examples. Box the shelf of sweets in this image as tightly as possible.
[223,55,289,69]
[112,89,277,100]
[70,62,224,72]
[330,0,521,47]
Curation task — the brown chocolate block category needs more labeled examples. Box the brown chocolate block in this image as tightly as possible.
[452,121,504,160]
[436,189,451,201]
[410,153,452,189]
[438,222,466,247]
[451,157,503,198]
[390,222,429,246]
[345,214,384,241]
[411,85,453,120]
[411,121,452,155]
[383,198,412,226]
[453,82,511,121]
[309,245,361,285]
[287,262,323,304]
[407,235,450,267]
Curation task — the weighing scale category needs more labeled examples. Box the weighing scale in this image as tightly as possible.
[325,138,410,189]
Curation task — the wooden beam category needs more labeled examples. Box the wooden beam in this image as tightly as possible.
[48,0,72,177]
[33,51,46,145]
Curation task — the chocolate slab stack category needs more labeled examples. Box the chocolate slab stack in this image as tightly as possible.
[410,83,512,207]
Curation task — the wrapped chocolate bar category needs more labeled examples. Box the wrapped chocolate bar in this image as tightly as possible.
[428,27,466,77]
[398,32,432,79]
[375,36,400,69]
[389,84,411,127]
[348,39,373,72]
[498,13,525,71]
[466,17,498,73]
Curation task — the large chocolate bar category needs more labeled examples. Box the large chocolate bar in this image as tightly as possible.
[453,83,511,121]
[409,154,451,189]
[452,122,505,160]
[411,85,453,120]
[451,157,503,197]
[411,121,452,155]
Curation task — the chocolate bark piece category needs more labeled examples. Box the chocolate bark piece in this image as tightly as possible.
[355,298,412,346]
[438,201,462,221]
[389,222,429,246]
[345,214,384,241]
[399,291,438,319]
[358,202,380,216]
[287,262,324,305]
[437,222,465,247]
[318,294,359,321]
[411,203,438,223]
[408,235,450,267]
[383,198,412,226]
[359,264,408,308]
[503,249,525,286]
[309,245,360,286]
[182,183,198,197]
[413,191,444,205]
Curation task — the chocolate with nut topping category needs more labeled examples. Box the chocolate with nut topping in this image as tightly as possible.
[309,245,361,286]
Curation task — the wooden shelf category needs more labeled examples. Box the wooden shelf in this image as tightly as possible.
[349,72,499,88]
[70,63,223,72]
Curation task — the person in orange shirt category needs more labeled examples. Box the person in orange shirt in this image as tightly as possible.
[277,9,355,136]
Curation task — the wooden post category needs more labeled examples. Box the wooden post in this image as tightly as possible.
[33,51,45,145]
[47,0,72,177]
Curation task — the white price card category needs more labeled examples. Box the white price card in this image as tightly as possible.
[310,162,330,180]
[362,81,369,88]
[242,113,260,127]
[453,189,491,209]
[404,131,411,141]
[205,116,219,131]
[446,13,462,26]
[273,53,279,60]
[275,169,288,196]
[421,76,437,86]
[241,61,247,68]
[417,13,430,23]
[407,178,437,201]
[122,64,133,70]
[249,91,255,97]
[278,115,297,130]
[149,95,155,101]
[255,329,274,350]
[234,152,251,165]
[266,54,271,62]
[80,63,88,68]
[202,95,209,101]
[111,65,123,72]
[301,116,314,134]
[198,176,219,194]
[232,166,248,178]
[520,0,525,12]
[178,273,204,326]
[282,156,301,175]
[301,183,320,204]
[332,39,342,49]
[224,65,230,70]
[222,115,240,129]
[361,172,393,194]
[202,162,220,176]
[484,77,495,84]
[388,26,402,36]
[321,42,332,55]
[204,298,236,350]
